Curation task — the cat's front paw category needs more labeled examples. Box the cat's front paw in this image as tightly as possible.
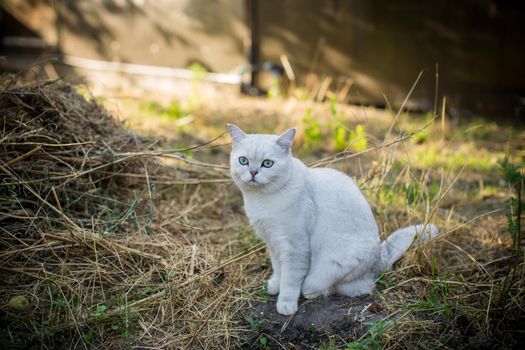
[276,298,298,315]
[267,278,280,295]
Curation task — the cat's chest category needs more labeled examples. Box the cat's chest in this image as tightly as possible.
[244,190,296,216]
[243,192,309,240]
[245,200,286,228]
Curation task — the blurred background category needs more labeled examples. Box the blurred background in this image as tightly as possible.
[1,0,525,121]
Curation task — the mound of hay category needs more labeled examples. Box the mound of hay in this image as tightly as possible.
[0,76,156,235]
[0,75,254,349]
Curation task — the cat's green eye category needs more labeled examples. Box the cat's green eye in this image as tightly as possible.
[239,156,249,165]
[261,159,274,168]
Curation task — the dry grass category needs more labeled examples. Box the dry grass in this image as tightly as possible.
[0,76,261,349]
[0,74,523,349]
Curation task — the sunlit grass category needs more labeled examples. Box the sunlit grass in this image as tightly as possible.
[408,143,501,172]
[101,88,523,348]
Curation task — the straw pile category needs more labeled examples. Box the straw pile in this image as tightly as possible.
[0,76,257,349]
[0,76,158,235]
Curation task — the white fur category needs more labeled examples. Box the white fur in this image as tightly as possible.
[228,124,438,315]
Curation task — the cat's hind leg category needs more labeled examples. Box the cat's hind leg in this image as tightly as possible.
[302,254,377,299]
[302,286,331,299]
[335,274,375,297]
[302,258,351,299]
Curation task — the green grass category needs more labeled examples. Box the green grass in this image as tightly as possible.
[139,100,189,120]
[409,144,500,172]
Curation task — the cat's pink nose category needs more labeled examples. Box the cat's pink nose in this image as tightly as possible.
[250,170,258,177]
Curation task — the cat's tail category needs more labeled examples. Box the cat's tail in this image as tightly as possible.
[380,224,439,271]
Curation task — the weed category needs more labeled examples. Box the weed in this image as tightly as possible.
[162,101,186,120]
[376,272,397,290]
[90,304,107,319]
[413,129,428,144]
[410,289,452,318]
[303,107,323,151]
[498,157,524,252]
[139,100,163,115]
[267,75,283,99]
[302,99,368,153]
[333,124,348,151]
[189,62,206,108]
[490,156,524,335]
[189,62,207,82]
[348,124,368,152]
[82,332,93,344]
[258,334,269,348]
[405,181,440,205]
[375,184,404,207]
[245,315,264,333]
[139,99,189,121]
[262,281,269,300]
[346,320,393,350]
[245,315,270,348]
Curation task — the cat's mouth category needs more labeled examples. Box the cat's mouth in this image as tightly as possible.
[247,178,262,186]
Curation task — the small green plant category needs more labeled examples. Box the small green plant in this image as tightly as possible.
[245,315,264,333]
[329,97,353,151]
[303,108,323,151]
[333,124,347,151]
[139,100,189,120]
[267,75,283,99]
[245,315,270,348]
[56,297,66,310]
[189,62,206,108]
[348,124,368,152]
[139,100,163,115]
[413,130,428,144]
[376,183,403,207]
[261,281,269,300]
[91,304,107,319]
[346,320,393,350]
[410,255,461,318]
[82,332,93,344]
[189,62,207,82]
[405,181,440,205]
[410,290,451,317]
[162,101,186,120]
[491,156,524,330]
[498,157,524,253]
[258,335,269,348]
[376,272,397,290]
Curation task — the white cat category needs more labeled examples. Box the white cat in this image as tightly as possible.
[227,124,437,316]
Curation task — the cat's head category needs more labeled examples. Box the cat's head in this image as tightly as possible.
[227,124,296,192]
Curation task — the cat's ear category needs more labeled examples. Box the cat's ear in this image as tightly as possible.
[276,128,296,149]
[227,123,246,144]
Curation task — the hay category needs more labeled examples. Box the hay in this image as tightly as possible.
[0,76,256,349]
[0,75,160,235]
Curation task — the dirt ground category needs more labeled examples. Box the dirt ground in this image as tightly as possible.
[248,295,388,348]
